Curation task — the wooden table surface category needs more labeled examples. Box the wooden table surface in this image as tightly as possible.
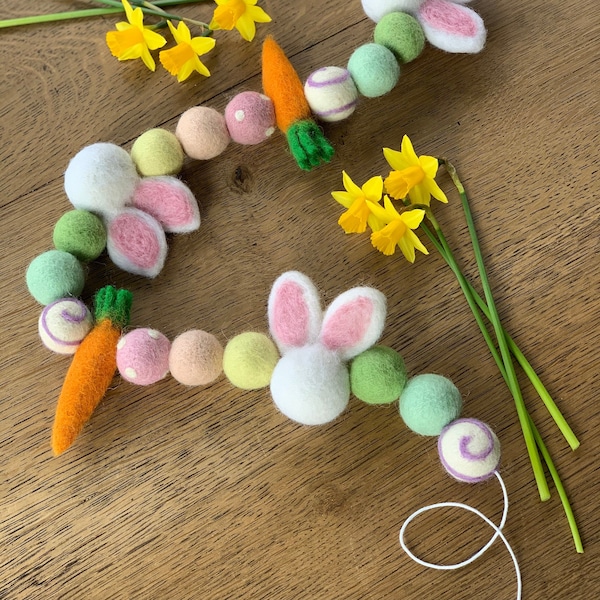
[1,1,598,598]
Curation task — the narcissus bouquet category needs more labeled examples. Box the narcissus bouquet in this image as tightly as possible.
[332,135,583,552]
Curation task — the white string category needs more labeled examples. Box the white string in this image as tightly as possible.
[399,471,521,599]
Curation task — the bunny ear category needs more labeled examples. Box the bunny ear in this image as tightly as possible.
[417,0,486,54]
[268,271,322,354]
[320,287,386,360]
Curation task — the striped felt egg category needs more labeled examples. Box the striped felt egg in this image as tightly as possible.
[304,67,359,123]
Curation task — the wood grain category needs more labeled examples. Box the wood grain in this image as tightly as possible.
[1,1,598,598]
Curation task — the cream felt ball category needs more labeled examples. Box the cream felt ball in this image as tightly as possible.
[53,209,107,262]
[26,250,86,305]
[176,107,230,160]
[38,298,92,354]
[399,374,462,436]
[169,330,224,386]
[116,328,171,385]
[361,0,425,22]
[374,12,426,63]
[347,44,400,98]
[130,128,184,177]
[270,345,350,426]
[64,143,139,216]
[304,67,359,123]
[223,332,279,390]
[438,418,501,483]
[225,92,276,145]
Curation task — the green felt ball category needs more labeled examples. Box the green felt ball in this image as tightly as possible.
[399,374,462,436]
[374,12,425,64]
[223,332,280,390]
[347,43,400,98]
[350,346,407,404]
[53,210,107,262]
[26,250,85,305]
[131,128,185,177]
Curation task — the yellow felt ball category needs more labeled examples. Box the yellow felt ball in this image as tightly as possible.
[223,332,279,390]
[131,128,184,177]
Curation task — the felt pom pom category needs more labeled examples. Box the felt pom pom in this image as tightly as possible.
[53,209,107,262]
[176,107,230,160]
[116,328,171,385]
[347,43,400,98]
[26,250,86,305]
[304,67,359,123]
[106,208,167,278]
[374,12,426,63]
[399,374,462,435]
[223,332,279,390]
[133,177,200,233]
[169,330,223,386]
[64,143,139,216]
[361,0,425,22]
[350,345,407,404]
[38,298,93,354]
[438,418,501,482]
[130,128,185,177]
[225,92,276,145]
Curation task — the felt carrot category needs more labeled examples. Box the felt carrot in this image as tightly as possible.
[51,285,132,456]
[262,36,334,171]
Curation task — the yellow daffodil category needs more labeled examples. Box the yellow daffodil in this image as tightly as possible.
[331,171,384,234]
[383,135,448,206]
[159,21,216,81]
[209,0,272,42]
[105,0,166,71]
[366,196,428,262]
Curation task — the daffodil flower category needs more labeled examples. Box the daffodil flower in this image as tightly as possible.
[331,171,385,234]
[159,21,216,81]
[105,0,166,71]
[366,196,428,262]
[383,135,448,206]
[209,0,272,42]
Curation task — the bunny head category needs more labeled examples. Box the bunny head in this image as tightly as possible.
[268,271,387,425]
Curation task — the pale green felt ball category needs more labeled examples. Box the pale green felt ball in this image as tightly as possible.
[374,12,425,63]
[223,332,280,390]
[53,210,107,262]
[131,128,185,177]
[26,250,85,305]
[350,346,407,404]
[399,374,462,436]
[347,43,400,98]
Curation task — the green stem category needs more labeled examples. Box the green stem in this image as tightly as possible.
[0,8,122,28]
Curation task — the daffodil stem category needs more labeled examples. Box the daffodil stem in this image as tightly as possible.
[0,8,122,28]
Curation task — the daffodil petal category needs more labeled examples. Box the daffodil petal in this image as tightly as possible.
[194,56,211,77]
[383,147,410,171]
[115,21,131,31]
[361,176,383,202]
[235,13,256,41]
[342,171,362,197]
[143,28,167,50]
[401,135,419,165]
[419,154,439,179]
[247,5,272,22]
[367,214,384,232]
[177,59,195,82]
[122,0,135,24]
[398,235,416,263]
[408,184,428,207]
[366,200,392,223]
[332,191,354,209]
[139,47,156,71]
[401,209,426,229]
[423,178,448,203]
[407,229,429,255]
[383,195,402,219]
[191,36,216,55]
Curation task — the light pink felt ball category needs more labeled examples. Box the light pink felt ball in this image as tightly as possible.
[169,330,223,386]
[176,107,230,160]
[225,92,276,145]
[116,328,171,385]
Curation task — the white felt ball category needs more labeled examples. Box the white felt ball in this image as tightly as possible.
[270,345,350,425]
[38,298,93,354]
[64,143,140,216]
[361,0,425,22]
[438,418,501,483]
[304,67,359,123]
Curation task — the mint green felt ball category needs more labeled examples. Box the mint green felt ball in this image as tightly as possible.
[26,250,85,305]
[399,374,462,436]
[374,12,425,63]
[347,43,400,98]
[53,210,107,262]
[223,332,279,390]
[350,346,407,404]
[131,128,184,177]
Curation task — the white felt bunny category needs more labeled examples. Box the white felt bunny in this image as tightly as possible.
[268,271,387,425]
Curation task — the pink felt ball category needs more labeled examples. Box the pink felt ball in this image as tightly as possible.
[225,92,276,145]
[175,107,230,160]
[116,328,171,385]
[169,330,223,386]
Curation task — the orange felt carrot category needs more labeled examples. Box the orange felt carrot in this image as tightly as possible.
[262,36,334,171]
[51,286,132,456]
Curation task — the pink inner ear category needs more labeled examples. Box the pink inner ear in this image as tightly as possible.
[321,297,373,351]
[133,179,194,230]
[271,281,310,347]
[109,213,159,269]
[420,0,477,36]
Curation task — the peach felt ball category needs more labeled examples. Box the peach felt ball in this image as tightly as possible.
[224,92,276,145]
[169,330,223,386]
[116,328,171,385]
[175,107,230,160]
